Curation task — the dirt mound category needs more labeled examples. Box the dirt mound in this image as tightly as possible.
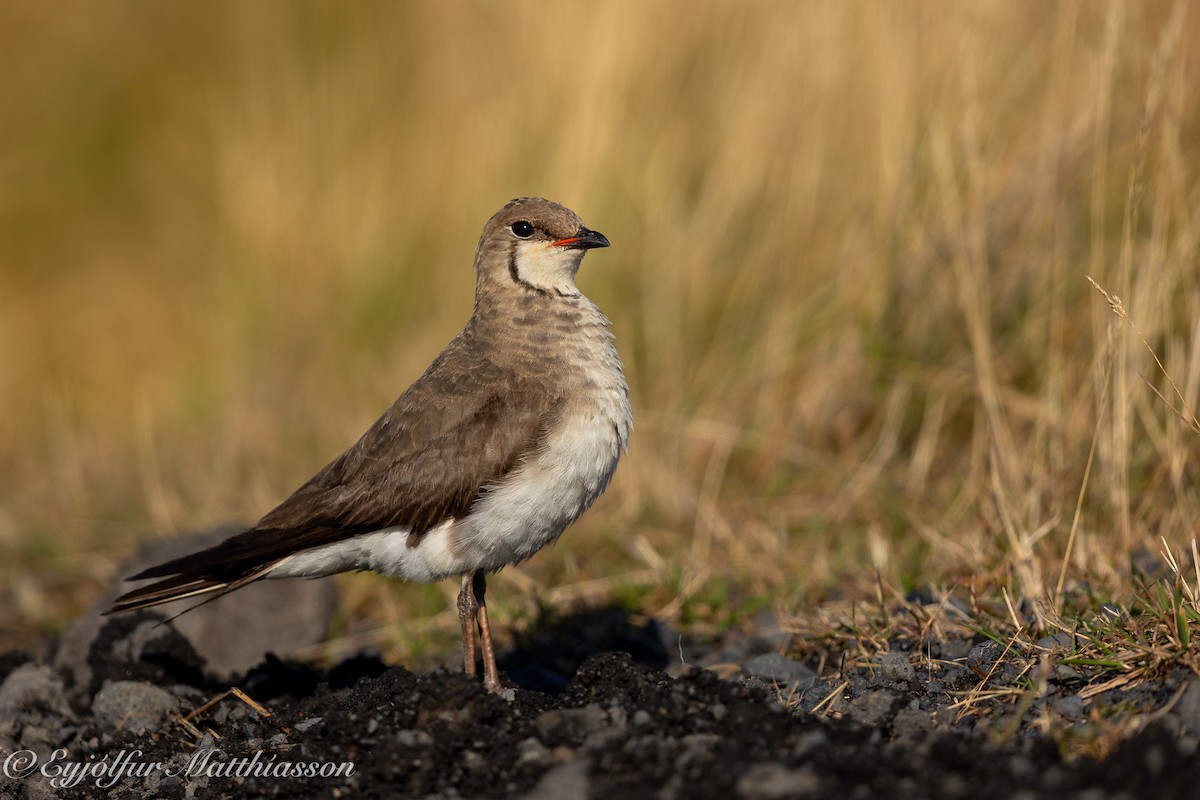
[1,609,1197,799]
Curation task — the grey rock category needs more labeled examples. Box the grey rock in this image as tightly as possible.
[92,681,178,735]
[1053,664,1084,685]
[534,703,615,744]
[0,663,73,719]
[798,679,850,716]
[891,707,936,738]
[845,690,898,727]
[606,703,627,729]
[736,762,819,799]
[293,716,323,733]
[672,733,721,775]
[516,736,555,768]
[0,664,74,751]
[740,675,774,697]
[878,652,915,682]
[463,749,487,772]
[745,610,793,654]
[660,734,722,799]
[939,666,966,687]
[1171,679,1200,735]
[98,525,339,677]
[19,775,60,800]
[52,614,104,693]
[743,653,817,694]
[395,728,433,747]
[1050,694,1087,722]
[792,729,829,758]
[1037,632,1076,651]
[966,641,1004,676]
[519,756,590,800]
[113,619,190,666]
[938,639,973,660]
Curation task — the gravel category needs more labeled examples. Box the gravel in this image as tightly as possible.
[1,605,1199,799]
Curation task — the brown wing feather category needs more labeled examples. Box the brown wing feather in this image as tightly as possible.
[115,332,562,598]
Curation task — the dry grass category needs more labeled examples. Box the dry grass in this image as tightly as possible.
[783,537,1200,758]
[3,1,1200,669]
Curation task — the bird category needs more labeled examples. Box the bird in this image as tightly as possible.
[106,197,632,694]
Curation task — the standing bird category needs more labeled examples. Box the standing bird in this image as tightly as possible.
[107,198,631,694]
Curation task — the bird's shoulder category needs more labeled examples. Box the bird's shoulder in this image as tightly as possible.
[254,330,565,534]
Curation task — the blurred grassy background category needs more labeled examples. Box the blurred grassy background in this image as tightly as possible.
[3,1,1200,655]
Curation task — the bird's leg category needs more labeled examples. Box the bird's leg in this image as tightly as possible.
[471,570,502,694]
[457,573,478,678]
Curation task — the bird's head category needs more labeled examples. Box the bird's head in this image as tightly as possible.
[473,197,610,298]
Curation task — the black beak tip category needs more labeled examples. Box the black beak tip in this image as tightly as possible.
[576,227,610,250]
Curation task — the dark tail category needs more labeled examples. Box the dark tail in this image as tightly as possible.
[106,573,232,615]
[106,550,280,617]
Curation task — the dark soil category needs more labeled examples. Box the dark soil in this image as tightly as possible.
[2,606,1199,799]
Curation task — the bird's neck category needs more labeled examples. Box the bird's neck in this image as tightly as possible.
[469,288,613,345]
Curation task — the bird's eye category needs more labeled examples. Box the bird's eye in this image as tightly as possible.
[511,220,534,238]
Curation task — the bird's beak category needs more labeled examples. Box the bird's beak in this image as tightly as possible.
[552,227,610,250]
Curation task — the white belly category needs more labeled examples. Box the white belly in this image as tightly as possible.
[267,385,631,585]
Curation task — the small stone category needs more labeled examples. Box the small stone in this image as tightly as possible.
[1051,694,1087,721]
[111,526,338,677]
[746,610,792,653]
[938,639,973,660]
[744,653,815,684]
[1053,665,1083,685]
[534,704,612,744]
[1171,679,1200,735]
[0,664,74,727]
[891,707,934,738]
[845,690,898,727]
[878,653,915,682]
[674,734,720,770]
[966,641,1004,676]
[743,653,817,697]
[51,615,103,693]
[1037,632,1076,651]
[293,716,324,733]
[939,666,966,686]
[736,762,819,799]
[791,729,829,758]
[18,775,58,800]
[607,705,627,729]
[520,757,590,800]
[516,736,554,767]
[395,729,433,747]
[92,681,178,735]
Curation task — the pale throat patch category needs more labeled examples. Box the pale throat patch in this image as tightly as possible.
[513,241,583,296]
